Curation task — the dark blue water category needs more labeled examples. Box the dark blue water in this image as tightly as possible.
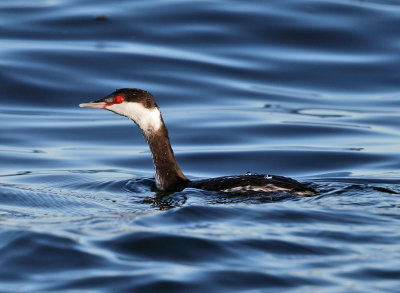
[1,0,400,292]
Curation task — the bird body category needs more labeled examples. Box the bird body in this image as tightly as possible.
[80,88,315,196]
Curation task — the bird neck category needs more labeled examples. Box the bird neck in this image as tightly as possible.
[142,119,188,191]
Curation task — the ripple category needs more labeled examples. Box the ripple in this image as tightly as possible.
[1,0,400,291]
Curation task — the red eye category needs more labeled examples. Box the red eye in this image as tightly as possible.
[114,96,124,103]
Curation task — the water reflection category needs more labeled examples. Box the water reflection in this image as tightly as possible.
[1,0,400,291]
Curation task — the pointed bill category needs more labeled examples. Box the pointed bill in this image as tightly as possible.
[79,102,107,109]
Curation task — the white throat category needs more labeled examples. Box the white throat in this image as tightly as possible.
[108,102,162,134]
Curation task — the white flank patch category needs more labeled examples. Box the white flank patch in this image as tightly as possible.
[222,185,290,193]
[107,102,162,133]
[222,185,314,196]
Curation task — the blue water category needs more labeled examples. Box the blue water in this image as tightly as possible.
[1,0,400,292]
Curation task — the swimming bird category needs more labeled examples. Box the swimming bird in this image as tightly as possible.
[79,88,315,196]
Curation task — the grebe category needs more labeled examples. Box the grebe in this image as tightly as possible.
[79,88,315,196]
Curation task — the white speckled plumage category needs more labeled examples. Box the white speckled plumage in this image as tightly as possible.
[221,185,314,196]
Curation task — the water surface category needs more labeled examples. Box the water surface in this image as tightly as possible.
[1,0,400,292]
